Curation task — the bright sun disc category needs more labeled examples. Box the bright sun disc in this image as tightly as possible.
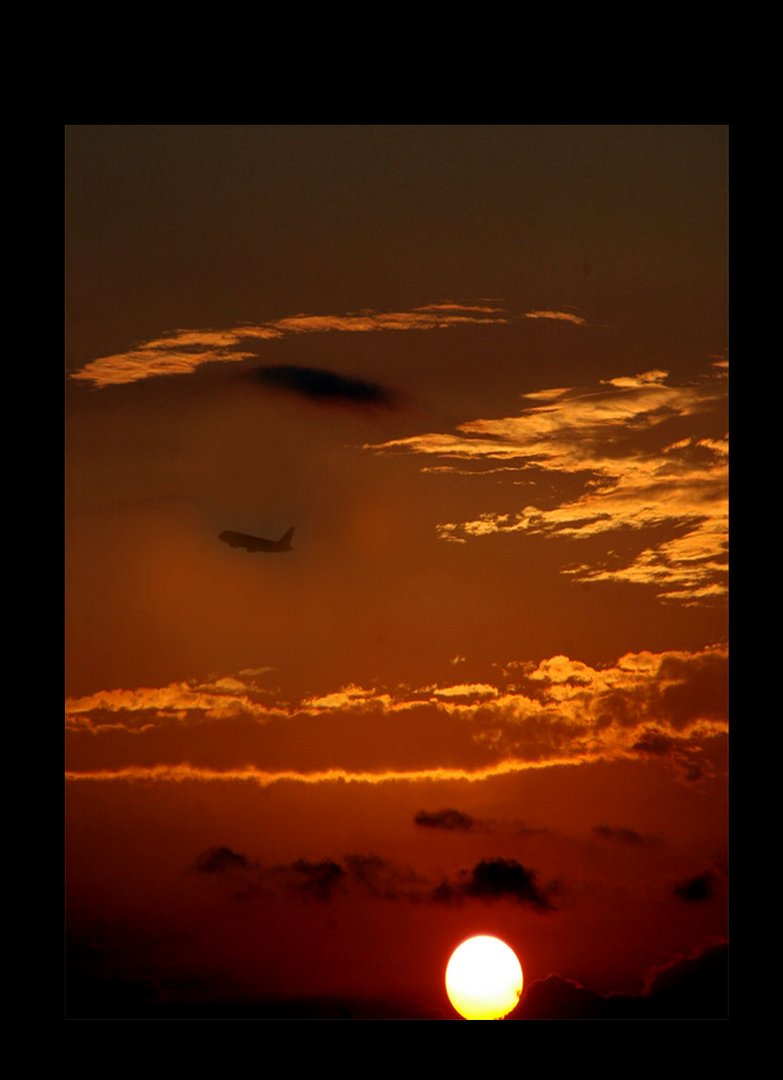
[446,935,523,1020]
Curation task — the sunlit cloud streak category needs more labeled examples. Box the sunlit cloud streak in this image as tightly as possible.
[70,301,594,388]
[524,310,587,325]
[368,366,728,603]
[65,677,287,731]
[70,302,511,388]
[66,645,727,785]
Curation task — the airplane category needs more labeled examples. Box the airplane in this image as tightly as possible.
[218,527,295,553]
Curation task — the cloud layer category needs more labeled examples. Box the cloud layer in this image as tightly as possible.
[367,364,728,603]
[66,645,727,786]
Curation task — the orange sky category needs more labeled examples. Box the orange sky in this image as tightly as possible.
[66,125,727,1018]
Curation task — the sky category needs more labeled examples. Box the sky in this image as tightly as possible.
[65,124,728,1019]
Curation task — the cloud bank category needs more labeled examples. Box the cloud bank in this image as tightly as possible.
[66,644,727,786]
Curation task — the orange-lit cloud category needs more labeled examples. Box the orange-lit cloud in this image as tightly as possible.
[66,645,726,785]
[368,365,728,603]
[65,675,286,731]
[524,310,587,325]
[425,683,499,699]
[70,303,510,388]
[414,302,505,313]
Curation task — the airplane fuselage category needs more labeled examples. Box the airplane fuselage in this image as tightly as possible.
[218,527,295,553]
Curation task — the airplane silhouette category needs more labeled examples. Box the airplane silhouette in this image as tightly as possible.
[218,527,295,553]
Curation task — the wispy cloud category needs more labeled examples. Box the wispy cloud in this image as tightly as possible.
[66,675,286,732]
[66,645,727,786]
[367,365,727,603]
[70,302,510,388]
[193,846,254,874]
[414,808,476,831]
[592,824,659,846]
[188,846,556,909]
[524,310,587,325]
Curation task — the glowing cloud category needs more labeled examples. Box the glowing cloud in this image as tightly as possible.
[524,310,587,325]
[66,646,727,785]
[70,302,510,388]
[368,365,727,603]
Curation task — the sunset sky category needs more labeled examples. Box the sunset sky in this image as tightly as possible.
[65,125,728,1019]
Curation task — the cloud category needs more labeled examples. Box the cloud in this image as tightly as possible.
[367,364,727,604]
[434,858,554,910]
[592,824,656,845]
[192,850,346,902]
[632,731,675,756]
[70,302,509,388]
[65,673,285,733]
[424,683,498,699]
[253,365,394,407]
[193,846,252,874]
[414,808,475,831]
[66,645,727,786]
[287,859,345,901]
[674,871,716,903]
[344,854,424,900]
[520,943,727,1018]
[414,302,505,313]
[190,848,425,904]
[523,310,587,325]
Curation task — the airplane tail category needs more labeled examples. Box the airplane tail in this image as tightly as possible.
[280,527,295,548]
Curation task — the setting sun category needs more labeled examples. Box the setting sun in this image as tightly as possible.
[446,935,524,1020]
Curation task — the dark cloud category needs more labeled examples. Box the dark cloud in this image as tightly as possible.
[520,944,727,1019]
[344,854,424,900]
[592,824,655,845]
[193,846,250,874]
[434,858,554,910]
[414,808,475,832]
[254,365,395,407]
[645,943,727,1010]
[674,871,715,903]
[632,730,675,756]
[289,859,345,901]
